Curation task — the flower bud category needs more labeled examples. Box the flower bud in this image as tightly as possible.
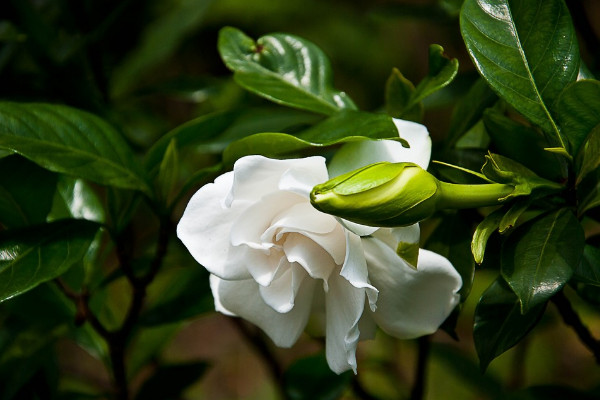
[311,162,440,227]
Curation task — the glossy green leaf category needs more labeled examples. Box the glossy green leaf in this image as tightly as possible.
[555,80,600,156]
[0,102,150,194]
[501,208,584,313]
[460,0,579,153]
[411,44,459,105]
[474,278,546,371]
[0,156,57,228]
[385,68,423,122]
[481,153,563,199]
[446,78,497,148]
[155,139,180,209]
[472,208,503,264]
[576,124,600,185]
[218,27,357,115]
[0,219,99,303]
[483,109,566,181]
[284,353,352,400]
[498,197,532,233]
[48,176,105,224]
[223,111,401,167]
[573,245,600,286]
[134,362,208,400]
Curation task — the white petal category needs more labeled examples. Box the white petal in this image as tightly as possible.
[264,202,339,237]
[341,230,378,310]
[338,218,379,237]
[259,263,307,313]
[363,238,462,339]
[227,156,327,206]
[371,224,420,248]
[211,274,316,348]
[283,233,336,286]
[279,158,329,197]
[177,172,251,280]
[327,119,432,177]
[325,270,366,374]
[294,223,347,265]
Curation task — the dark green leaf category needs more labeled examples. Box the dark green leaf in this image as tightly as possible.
[576,124,600,185]
[501,208,584,313]
[411,44,459,105]
[577,168,600,216]
[48,176,105,223]
[0,219,99,302]
[446,78,497,148]
[573,245,600,286]
[555,79,600,156]
[0,102,150,194]
[127,325,182,378]
[155,139,180,209]
[472,208,503,264]
[223,111,401,167]
[507,385,600,400]
[483,109,566,181]
[0,156,57,228]
[385,68,423,122]
[481,153,563,199]
[284,353,352,400]
[460,0,579,153]
[498,197,533,233]
[474,278,546,371]
[134,362,208,400]
[218,27,357,115]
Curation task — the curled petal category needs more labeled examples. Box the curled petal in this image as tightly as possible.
[177,173,251,280]
[363,238,461,339]
[392,118,432,169]
[259,263,308,313]
[283,233,336,287]
[210,275,316,348]
[341,231,378,310]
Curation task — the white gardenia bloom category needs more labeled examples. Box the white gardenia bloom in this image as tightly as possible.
[177,119,462,374]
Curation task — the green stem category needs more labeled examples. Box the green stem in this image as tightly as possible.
[437,182,514,210]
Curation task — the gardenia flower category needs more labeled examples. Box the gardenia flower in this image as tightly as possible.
[177,119,462,374]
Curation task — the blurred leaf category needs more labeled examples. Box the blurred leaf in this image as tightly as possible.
[474,277,546,371]
[555,79,600,156]
[0,102,151,194]
[507,385,600,400]
[284,353,352,400]
[155,139,180,209]
[460,0,579,154]
[576,124,600,185]
[223,111,401,167]
[48,176,106,223]
[385,68,423,122]
[410,44,458,106]
[0,219,99,303]
[446,78,497,147]
[573,245,600,286]
[501,208,584,313]
[481,153,563,199]
[110,0,215,97]
[0,156,57,228]
[454,120,490,150]
[472,208,503,265]
[134,362,208,400]
[483,109,566,181]
[426,211,475,300]
[127,324,181,378]
[218,27,357,115]
[577,168,600,216]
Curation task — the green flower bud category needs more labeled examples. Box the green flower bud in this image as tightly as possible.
[311,162,515,227]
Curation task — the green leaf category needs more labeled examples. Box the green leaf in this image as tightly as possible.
[507,385,600,400]
[498,197,533,233]
[555,79,600,156]
[222,111,401,167]
[0,219,99,303]
[155,139,180,209]
[284,353,352,400]
[446,78,497,148]
[483,109,566,181]
[460,0,580,152]
[0,102,150,194]
[501,208,584,313]
[572,245,600,286]
[218,27,357,115]
[474,278,546,371]
[472,208,504,264]
[576,124,600,185]
[481,153,563,199]
[127,325,181,379]
[110,0,215,97]
[385,68,423,122]
[411,44,459,105]
[48,176,105,224]
[134,362,208,400]
[0,156,57,229]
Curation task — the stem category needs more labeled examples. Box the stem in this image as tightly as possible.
[410,336,431,400]
[437,182,514,209]
[552,290,600,364]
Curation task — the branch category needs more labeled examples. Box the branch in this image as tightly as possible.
[410,335,431,400]
[552,290,600,364]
